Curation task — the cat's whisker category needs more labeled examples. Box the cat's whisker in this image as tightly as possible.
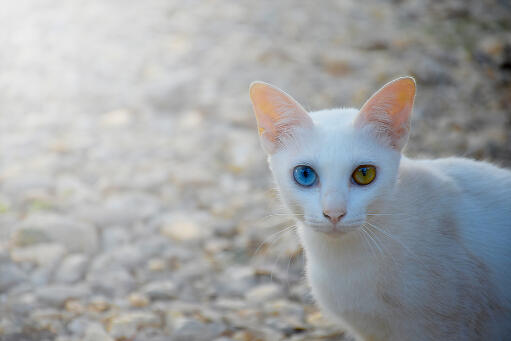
[364,221,414,256]
[251,223,299,284]
[267,213,305,217]
[269,225,298,283]
[363,223,399,268]
[364,221,427,269]
[359,227,378,261]
[252,224,296,258]
[363,226,385,258]
[285,249,293,286]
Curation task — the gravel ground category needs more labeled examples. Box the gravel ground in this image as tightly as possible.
[0,1,510,340]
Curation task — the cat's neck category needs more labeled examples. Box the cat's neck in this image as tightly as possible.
[298,221,378,267]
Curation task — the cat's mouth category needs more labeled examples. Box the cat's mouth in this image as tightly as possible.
[306,219,364,236]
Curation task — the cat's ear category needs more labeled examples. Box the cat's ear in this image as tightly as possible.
[249,82,313,154]
[354,77,416,150]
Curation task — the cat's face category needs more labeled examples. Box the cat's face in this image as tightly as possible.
[268,110,401,235]
[250,78,415,236]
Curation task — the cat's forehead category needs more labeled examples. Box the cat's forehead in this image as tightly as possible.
[307,108,366,157]
[274,107,388,168]
[308,108,359,130]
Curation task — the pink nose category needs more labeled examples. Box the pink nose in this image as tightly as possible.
[323,210,346,224]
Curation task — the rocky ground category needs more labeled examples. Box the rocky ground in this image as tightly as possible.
[0,0,510,340]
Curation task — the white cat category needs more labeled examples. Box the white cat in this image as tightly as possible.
[249,77,511,341]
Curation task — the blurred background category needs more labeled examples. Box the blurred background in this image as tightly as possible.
[0,0,510,340]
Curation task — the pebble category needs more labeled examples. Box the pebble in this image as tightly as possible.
[11,228,51,247]
[142,280,178,300]
[147,258,166,271]
[245,283,284,303]
[67,316,91,335]
[0,262,27,292]
[36,284,90,307]
[160,217,202,242]
[84,322,114,341]
[128,292,150,307]
[87,268,136,296]
[10,243,66,266]
[169,318,227,341]
[101,227,130,250]
[91,194,161,227]
[54,254,88,284]
[12,214,99,253]
[108,312,161,339]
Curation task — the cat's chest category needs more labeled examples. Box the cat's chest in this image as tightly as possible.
[306,255,381,309]
[298,226,399,313]
[306,257,395,340]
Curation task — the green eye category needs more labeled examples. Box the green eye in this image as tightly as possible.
[352,165,376,185]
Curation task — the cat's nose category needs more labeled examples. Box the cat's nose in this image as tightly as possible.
[323,210,346,224]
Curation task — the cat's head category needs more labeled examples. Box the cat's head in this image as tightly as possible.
[249,77,415,236]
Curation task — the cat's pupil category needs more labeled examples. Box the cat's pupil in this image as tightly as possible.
[293,165,317,187]
[361,168,367,176]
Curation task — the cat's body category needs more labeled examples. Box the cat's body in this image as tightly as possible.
[250,78,511,340]
[300,155,511,340]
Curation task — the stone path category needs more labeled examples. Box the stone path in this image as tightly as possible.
[0,0,510,340]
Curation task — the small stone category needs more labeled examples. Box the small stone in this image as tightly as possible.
[128,292,150,307]
[88,297,110,313]
[232,330,263,341]
[264,299,305,320]
[31,265,56,286]
[54,254,88,283]
[245,283,283,303]
[67,316,90,335]
[101,109,132,127]
[36,284,90,307]
[10,243,66,266]
[320,57,352,77]
[478,36,505,61]
[12,214,99,253]
[101,227,130,250]
[305,310,332,328]
[85,194,161,227]
[84,322,114,341]
[0,317,20,336]
[161,218,202,242]
[0,262,27,292]
[214,298,247,311]
[11,228,51,247]
[204,239,231,253]
[169,318,226,341]
[147,258,166,271]
[30,308,65,334]
[65,299,85,314]
[108,312,161,339]
[87,268,135,296]
[142,280,178,300]
[216,266,256,296]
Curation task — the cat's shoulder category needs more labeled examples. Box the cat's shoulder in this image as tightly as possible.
[404,156,511,194]
[415,157,511,180]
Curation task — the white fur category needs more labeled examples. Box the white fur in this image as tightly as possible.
[266,107,511,340]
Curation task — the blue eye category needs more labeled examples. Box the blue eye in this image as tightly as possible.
[293,165,318,187]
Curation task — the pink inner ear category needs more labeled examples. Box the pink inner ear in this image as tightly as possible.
[250,82,312,151]
[355,77,416,149]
